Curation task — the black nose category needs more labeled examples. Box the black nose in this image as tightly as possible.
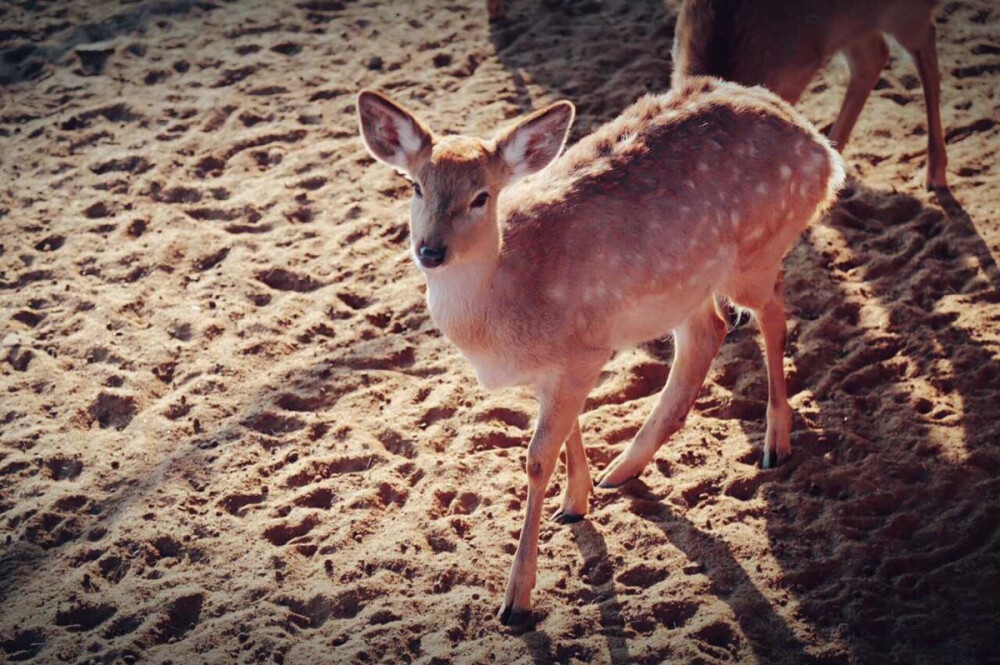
[418,244,447,268]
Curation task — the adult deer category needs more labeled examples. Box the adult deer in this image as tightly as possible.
[672,0,948,190]
[358,77,844,624]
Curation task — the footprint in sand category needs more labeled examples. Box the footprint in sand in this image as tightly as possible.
[55,602,117,632]
[147,594,203,645]
[257,268,326,292]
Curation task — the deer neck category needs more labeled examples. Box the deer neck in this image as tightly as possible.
[424,255,498,351]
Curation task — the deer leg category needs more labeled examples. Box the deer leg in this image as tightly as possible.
[596,299,726,488]
[828,33,890,151]
[499,358,603,625]
[768,67,820,106]
[487,0,504,21]
[551,420,592,524]
[899,24,948,190]
[753,274,792,469]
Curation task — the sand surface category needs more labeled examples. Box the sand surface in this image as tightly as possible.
[2,1,999,664]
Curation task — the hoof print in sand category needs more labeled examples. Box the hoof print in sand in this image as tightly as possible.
[263,516,318,547]
[277,589,371,630]
[46,456,84,481]
[146,594,203,645]
[652,600,699,629]
[694,621,740,657]
[1,628,46,661]
[87,393,138,430]
[219,492,267,516]
[242,411,306,435]
[257,268,326,292]
[55,602,117,632]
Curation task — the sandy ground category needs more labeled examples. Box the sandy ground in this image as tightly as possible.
[1,1,999,664]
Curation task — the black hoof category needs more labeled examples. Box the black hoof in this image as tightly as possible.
[498,605,532,626]
[596,473,638,490]
[760,450,790,470]
[552,510,584,524]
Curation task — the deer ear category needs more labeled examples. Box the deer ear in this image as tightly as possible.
[357,90,433,174]
[494,101,575,181]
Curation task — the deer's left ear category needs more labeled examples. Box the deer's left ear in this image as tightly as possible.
[357,90,433,175]
[494,101,575,181]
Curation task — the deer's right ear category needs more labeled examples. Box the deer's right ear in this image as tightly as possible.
[494,100,575,182]
[357,90,432,175]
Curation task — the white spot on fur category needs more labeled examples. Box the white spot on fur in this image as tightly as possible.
[756,182,768,195]
[730,211,740,228]
[698,162,709,173]
[780,165,792,180]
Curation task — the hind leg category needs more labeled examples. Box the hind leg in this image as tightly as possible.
[729,269,792,468]
[596,298,726,488]
[487,0,504,21]
[907,25,948,190]
[828,32,890,151]
[885,11,948,189]
[755,275,792,468]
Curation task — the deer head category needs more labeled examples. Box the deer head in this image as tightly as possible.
[357,90,575,270]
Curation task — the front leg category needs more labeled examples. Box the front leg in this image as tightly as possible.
[499,360,602,625]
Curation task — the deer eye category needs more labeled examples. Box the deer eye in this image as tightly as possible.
[470,191,489,209]
[412,182,423,198]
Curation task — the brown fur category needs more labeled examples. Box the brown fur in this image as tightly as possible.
[673,0,948,189]
[357,77,844,625]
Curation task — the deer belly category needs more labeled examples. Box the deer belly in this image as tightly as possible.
[608,288,709,348]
